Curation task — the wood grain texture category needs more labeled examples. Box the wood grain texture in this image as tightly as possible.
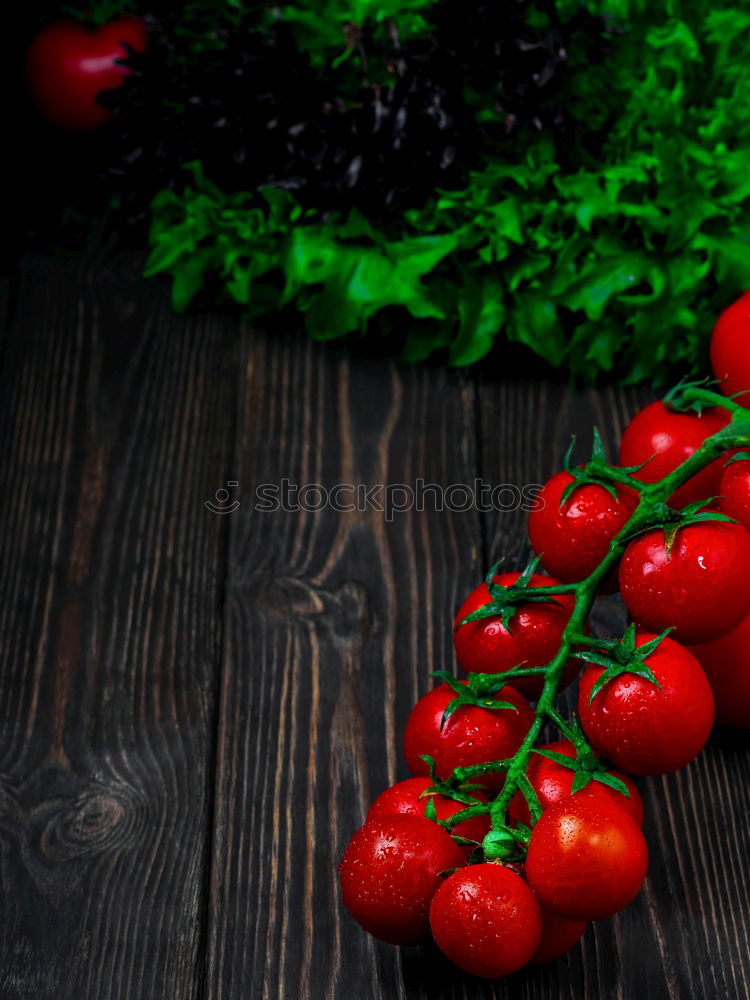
[0,252,236,999]
[1,254,749,999]
[205,332,483,1000]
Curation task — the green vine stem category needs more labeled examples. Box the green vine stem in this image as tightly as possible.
[439,387,750,844]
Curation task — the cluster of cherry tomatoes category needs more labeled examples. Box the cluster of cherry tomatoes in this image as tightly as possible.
[340,295,750,978]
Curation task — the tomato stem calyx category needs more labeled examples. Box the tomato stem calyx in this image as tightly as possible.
[571,624,667,703]
[560,428,648,507]
[458,555,563,629]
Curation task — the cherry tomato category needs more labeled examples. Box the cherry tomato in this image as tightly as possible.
[25,18,147,132]
[367,776,490,848]
[531,910,588,965]
[619,521,750,643]
[525,798,648,920]
[718,458,750,533]
[454,572,578,699]
[710,290,750,405]
[508,740,644,826]
[528,473,637,587]
[429,863,542,977]
[403,683,534,790]
[690,612,750,728]
[578,634,715,775]
[619,402,730,509]
[339,815,465,945]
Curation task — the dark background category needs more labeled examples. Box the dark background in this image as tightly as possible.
[0,235,748,999]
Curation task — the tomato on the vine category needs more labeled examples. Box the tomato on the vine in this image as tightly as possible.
[525,798,648,920]
[718,457,750,533]
[339,815,465,945]
[454,572,578,699]
[578,634,715,776]
[528,473,637,586]
[429,863,542,977]
[367,777,490,847]
[619,521,750,644]
[403,682,533,789]
[26,18,147,132]
[508,739,643,826]
[710,290,750,405]
[690,613,750,729]
[619,402,730,509]
[531,911,588,966]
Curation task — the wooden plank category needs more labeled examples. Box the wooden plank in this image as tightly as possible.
[0,254,236,999]
[476,378,750,1000]
[5,242,746,1000]
[205,333,483,999]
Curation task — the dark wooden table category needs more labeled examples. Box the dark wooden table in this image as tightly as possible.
[1,245,748,1000]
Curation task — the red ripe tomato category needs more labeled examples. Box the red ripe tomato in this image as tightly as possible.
[454,572,578,699]
[578,634,715,776]
[718,458,750,533]
[339,815,465,945]
[403,683,533,790]
[690,612,750,728]
[531,910,588,965]
[367,777,490,847]
[619,521,750,644]
[508,740,644,826]
[429,863,542,977]
[26,18,147,132]
[528,473,637,586]
[710,290,750,405]
[619,402,730,509]
[525,798,648,920]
